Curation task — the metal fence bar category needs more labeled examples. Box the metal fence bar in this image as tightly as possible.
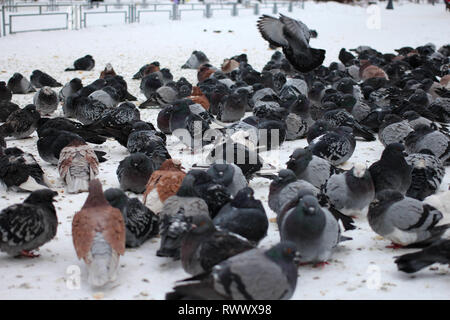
[9,12,69,34]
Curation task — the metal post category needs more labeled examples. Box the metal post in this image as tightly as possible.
[288,1,293,12]
[254,2,259,15]
[171,3,179,20]
[231,2,238,16]
[1,5,4,37]
[272,2,278,14]
[386,0,394,9]
[204,3,212,18]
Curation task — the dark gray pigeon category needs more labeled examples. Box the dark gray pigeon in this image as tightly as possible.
[206,160,248,197]
[307,126,356,166]
[323,163,375,218]
[33,86,58,116]
[65,55,95,71]
[74,98,109,125]
[0,104,41,139]
[140,85,178,108]
[286,147,343,189]
[0,81,12,102]
[181,214,254,276]
[166,241,299,300]
[0,189,58,257]
[104,188,159,248]
[405,150,445,201]
[213,187,268,244]
[395,239,450,273]
[59,78,83,103]
[217,88,249,123]
[117,153,154,194]
[0,147,50,192]
[126,127,170,169]
[88,86,120,108]
[257,14,325,73]
[7,73,36,94]
[278,194,349,265]
[369,143,412,195]
[0,100,20,123]
[368,189,450,248]
[30,70,62,88]
[405,125,450,165]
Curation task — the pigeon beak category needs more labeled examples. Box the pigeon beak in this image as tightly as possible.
[293,252,302,265]
[181,64,189,69]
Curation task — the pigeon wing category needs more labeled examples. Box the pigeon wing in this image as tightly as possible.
[257,15,289,48]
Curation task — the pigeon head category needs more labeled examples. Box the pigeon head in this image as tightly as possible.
[157,209,194,257]
[287,148,313,172]
[351,163,369,179]
[275,169,297,186]
[383,143,407,159]
[189,214,215,235]
[25,189,58,205]
[231,187,255,206]
[289,195,326,238]
[41,86,55,96]
[265,241,300,265]
[69,78,83,91]
[160,159,184,171]
[104,188,128,212]
[207,162,234,186]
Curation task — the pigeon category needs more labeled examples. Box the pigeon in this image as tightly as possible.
[157,194,210,258]
[257,14,325,73]
[33,86,58,116]
[86,101,140,129]
[74,97,109,125]
[133,61,160,80]
[0,100,20,123]
[104,75,137,102]
[140,73,163,100]
[368,189,450,248]
[395,240,450,273]
[104,188,159,248]
[0,81,12,102]
[117,153,154,194]
[58,140,99,194]
[213,187,268,244]
[7,73,36,94]
[268,169,319,215]
[142,159,186,214]
[278,194,348,265]
[65,55,95,71]
[216,89,249,123]
[72,179,126,287]
[0,147,50,192]
[323,163,375,218]
[181,51,210,69]
[359,60,389,80]
[188,87,210,111]
[0,189,58,257]
[405,125,450,165]
[369,143,412,195]
[140,85,178,108]
[321,109,376,142]
[378,114,414,147]
[59,78,83,103]
[286,147,343,189]
[0,104,41,139]
[206,161,248,197]
[99,63,117,79]
[405,151,445,201]
[30,70,62,88]
[88,86,121,108]
[181,214,254,276]
[307,126,356,166]
[126,127,170,169]
[166,241,299,300]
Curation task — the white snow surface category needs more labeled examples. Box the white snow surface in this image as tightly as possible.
[0,1,449,300]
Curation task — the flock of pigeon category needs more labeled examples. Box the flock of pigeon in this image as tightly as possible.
[0,14,449,300]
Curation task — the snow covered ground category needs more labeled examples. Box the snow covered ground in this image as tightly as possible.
[0,1,449,300]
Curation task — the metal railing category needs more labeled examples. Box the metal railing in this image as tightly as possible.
[0,1,305,36]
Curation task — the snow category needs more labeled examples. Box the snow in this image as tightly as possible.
[0,1,450,300]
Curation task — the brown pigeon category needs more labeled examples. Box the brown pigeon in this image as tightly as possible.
[188,87,210,111]
[359,60,389,81]
[72,179,126,287]
[99,63,117,79]
[142,159,186,214]
[58,140,99,194]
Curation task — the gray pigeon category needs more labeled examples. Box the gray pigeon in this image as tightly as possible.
[181,50,210,69]
[268,169,318,215]
[405,151,445,201]
[166,241,299,300]
[180,214,254,276]
[286,147,343,189]
[213,187,268,244]
[278,194,349,265]
[7,73,36,94]
[0,189,58,257]
[59,78,83,103]
[378,114,414,147]
[33,86,58,116]
[116,153,154,194]
[157,194,209,258]
[368,189,450,248]
[323,163,375,218]
[206,160,248,197]
[88,86,120,108]
[405,125,450,165]
[104,188,159,248]
[140,85,178,108]
[257,14,325,73]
